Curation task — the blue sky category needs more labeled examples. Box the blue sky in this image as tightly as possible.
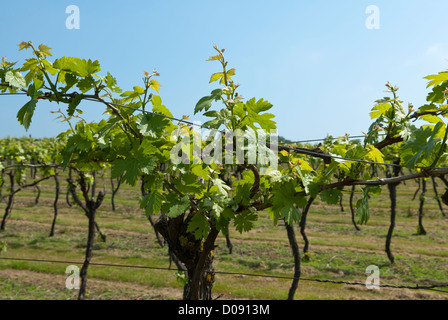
[1,0,448,141]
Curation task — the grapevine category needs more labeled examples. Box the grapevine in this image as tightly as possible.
[1,41,448,300]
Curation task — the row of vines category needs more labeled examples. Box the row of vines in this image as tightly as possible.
[1,42,448,300]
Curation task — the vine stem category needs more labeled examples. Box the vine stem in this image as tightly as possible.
[431,176,446,217]
[285,220,300,300]
[321,168,448,190]
[385,159,401,264]
[417,178,427,235]
[349,185,361,231]
[189,225,219,300]
[49,172,60,237]
[299,196,316,254]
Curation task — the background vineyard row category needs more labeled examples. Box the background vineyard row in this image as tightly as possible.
[1,144,447,300]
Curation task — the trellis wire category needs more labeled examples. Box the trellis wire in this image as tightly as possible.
[0,256,447,294]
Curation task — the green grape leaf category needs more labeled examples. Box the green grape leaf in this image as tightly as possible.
[367,185,382,197]
[307,183,321,199]
[238,98,276,131]
[320,188,342,205]
[67,93,84,116]
[18,41,32,51]
[421,114,444,125]
[215,207,233,236]
[246,97,273,113]
[167,195,190,218]
[365,145,384,163]
[53,56,78,72]
[424,72,448,88]
[209,72,224,84]
[133,86,145,95]
[73,58,101,77]
[5,71,26,90]
[112,158,140,186]
[64,73,78,91]
[206,54,221,62]
[234,210,257,233]
[194,89,222,114]
[136,113,170,138]
[209,69,236,84]
[187,213,210,239]
[295,165,315,195]
[226,68,236,78]
[17,85,38,131]
[140,191,164,217]
[20,58,40,84]
[426,83,448,103]
[211,178,231,196]
[173,172,206,195]
[26,83,40,100]
[269,182,307,225]
[401,123,443,168]
[149,80,162,93]
[38,44,52,57]
[77,75,95,93]
[370,102,391,120]
[54,57,100,77]
[104,72,122,93]
[202,108,232,129]
[40,60,57,76]
[203,197,228,220]
[356,187,370,225]
[191,164,210,180]
[152,95,173,117]
[234,183,252,206]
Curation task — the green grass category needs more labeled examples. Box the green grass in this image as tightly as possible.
[0,171,448,300]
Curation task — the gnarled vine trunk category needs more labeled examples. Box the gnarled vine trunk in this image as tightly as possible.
[285,221,300,300]
[67,170,105,300]
[78,200,97,300]
[385,160,401,264]
[386,181,397,264]
[417,178,427,235]
[299,197,315,254]
[349,185,361,231]
[1,172,15,231]
[154,213,218,300]
[431,177,446,217]
[49,173,60,237]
